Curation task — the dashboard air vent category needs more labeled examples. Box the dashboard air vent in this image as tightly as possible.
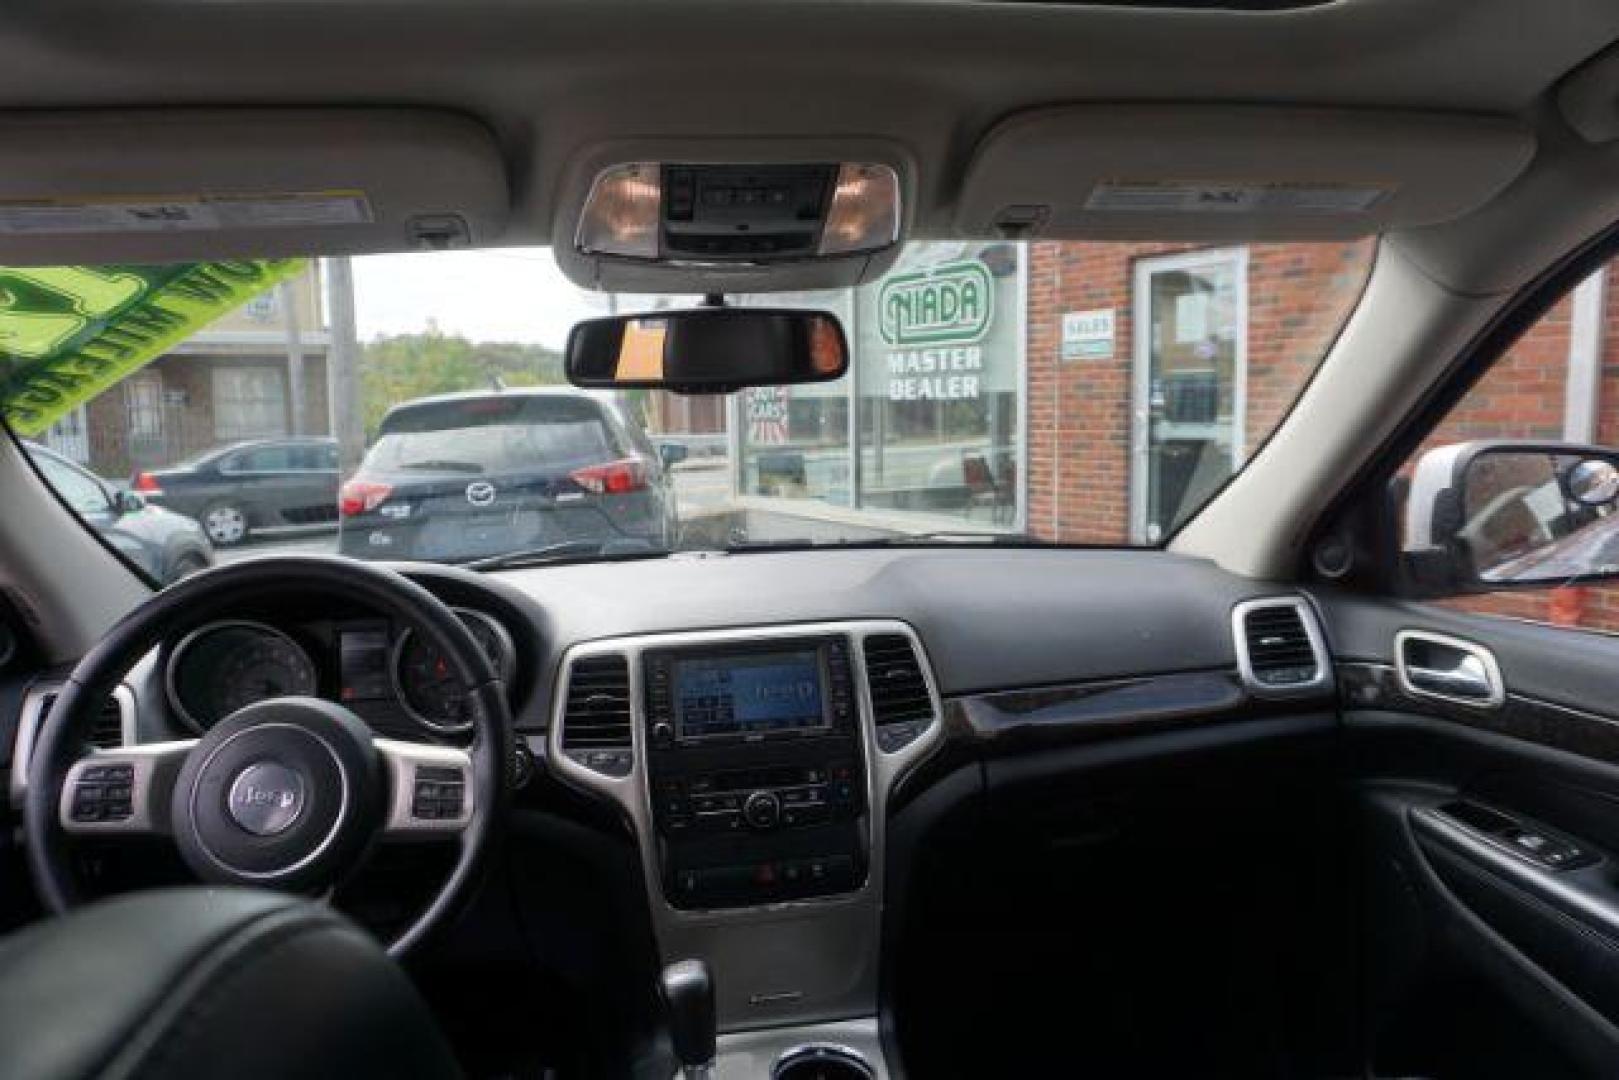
[1234,599,1327,694]
[560,653,633,776]
[862,633,935,752]
[37,690,126,749]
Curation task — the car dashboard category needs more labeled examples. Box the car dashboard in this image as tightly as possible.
[0,546,1340,1076]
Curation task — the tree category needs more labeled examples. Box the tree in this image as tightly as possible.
[358,328,564,436]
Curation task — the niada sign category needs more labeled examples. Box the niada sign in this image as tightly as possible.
[878,259,994,347]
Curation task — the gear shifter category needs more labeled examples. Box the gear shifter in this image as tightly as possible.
[660,959,717,1079]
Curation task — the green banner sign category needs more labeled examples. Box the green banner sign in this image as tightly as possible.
[0,259,306,436]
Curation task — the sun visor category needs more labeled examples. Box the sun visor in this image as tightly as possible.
[955,107,1536,242]
[0,109,509,265]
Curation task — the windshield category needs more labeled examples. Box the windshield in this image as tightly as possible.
[0,241,1372,577]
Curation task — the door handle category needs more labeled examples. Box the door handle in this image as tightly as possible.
[1406,656,1491,698]
[1395,630,1505,708]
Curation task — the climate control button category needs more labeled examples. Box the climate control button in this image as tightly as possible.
[742,790,782,830]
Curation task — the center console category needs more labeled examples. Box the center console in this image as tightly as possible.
[644,635,867,910]
[549,620,941,1045]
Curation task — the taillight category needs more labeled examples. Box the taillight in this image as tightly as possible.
[339,478,393,516]
[569,458,648,496]
[133,472,163,495]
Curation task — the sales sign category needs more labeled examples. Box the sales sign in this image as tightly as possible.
[1061,308,1115,360]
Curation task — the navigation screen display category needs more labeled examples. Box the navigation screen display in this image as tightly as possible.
[673,650,827,739]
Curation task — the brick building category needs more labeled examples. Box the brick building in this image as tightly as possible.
[721,238,1379,545]
[1022,240,1376,544]
[43,264,331,478]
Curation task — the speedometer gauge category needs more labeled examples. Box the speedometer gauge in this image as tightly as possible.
[392,609,514,735]
[166,621,318,731]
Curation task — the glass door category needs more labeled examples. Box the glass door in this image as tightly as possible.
[1130,248,1247,542]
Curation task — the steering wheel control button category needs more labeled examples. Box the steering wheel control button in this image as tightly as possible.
[226,761,308,836]
[70,763,136,822]
[743,790,781,830]
[411,765,465,821]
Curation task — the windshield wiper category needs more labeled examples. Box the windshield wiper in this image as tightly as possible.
[883,530,1037,545]
[397,459,485,473]
[463,538,666,571]
[707,533,1042,556]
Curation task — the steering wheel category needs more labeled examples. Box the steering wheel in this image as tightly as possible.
[23,555,513,956]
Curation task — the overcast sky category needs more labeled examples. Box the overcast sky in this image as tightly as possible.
[350,249,612,350]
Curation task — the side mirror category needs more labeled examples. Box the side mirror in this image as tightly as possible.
[565,307,848,393]
[658,442,690,468]
[1403,440,1619,591]
[116,490,146,513]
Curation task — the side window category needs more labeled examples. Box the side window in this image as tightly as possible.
[227,446,292,472]
[1396,262,1619,633]
[34,454,111,515]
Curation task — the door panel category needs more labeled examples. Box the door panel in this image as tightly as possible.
[1316,587,1619,1077]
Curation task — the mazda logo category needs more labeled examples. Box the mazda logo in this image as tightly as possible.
[226,762,306,836]
[465,481,496,507]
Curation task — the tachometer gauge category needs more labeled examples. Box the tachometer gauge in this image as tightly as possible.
[166,621,318,731]
[392,609,514,735]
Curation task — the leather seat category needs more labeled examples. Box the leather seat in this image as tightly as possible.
[0,888,462,1080]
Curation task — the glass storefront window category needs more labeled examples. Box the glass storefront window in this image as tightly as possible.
[737,241,1025,529]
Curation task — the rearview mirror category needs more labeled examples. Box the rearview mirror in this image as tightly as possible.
[565,308,848,393]
[1404,440,1619,590]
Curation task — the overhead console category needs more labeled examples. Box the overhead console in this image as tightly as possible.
[549,620,941,1031]
[955,105,1537,242]
[552,139,913,294]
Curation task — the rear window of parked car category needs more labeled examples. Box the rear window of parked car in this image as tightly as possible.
[367,397,624,474]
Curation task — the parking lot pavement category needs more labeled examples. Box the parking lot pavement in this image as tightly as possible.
[672,461,731,512]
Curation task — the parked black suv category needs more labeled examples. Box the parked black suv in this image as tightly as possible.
[133,437,340,547]
[336,389,677,562]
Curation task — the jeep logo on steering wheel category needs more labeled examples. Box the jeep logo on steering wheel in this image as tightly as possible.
[226,762,306,836]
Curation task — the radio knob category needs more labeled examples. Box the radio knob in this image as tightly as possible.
[743,791,781,830]
[652,720,675,745]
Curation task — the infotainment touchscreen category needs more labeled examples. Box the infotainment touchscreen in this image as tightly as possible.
[672,649,827,739]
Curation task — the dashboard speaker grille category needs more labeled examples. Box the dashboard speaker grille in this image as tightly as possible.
[560,654,633,753]
[862,634,934,728]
